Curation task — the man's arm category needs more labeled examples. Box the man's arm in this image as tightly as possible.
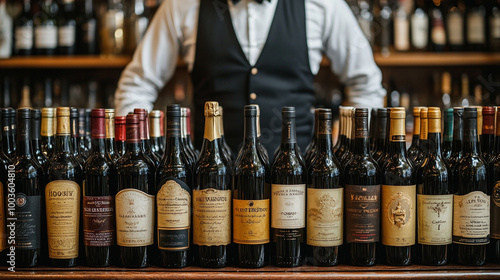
[322,0,386,108]
[114,0,183,116]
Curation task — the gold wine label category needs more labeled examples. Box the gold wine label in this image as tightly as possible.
[417,194,453,245]
[307,188,343,247]
[0,182,6,251]
[233,199,270,245]
[271,184,306,229]
[453,191,490,245]
[45,180,80,259]
[193,188,231,246]
[381,185,416,246]
[105,109,116,139]
[390,119,406,142]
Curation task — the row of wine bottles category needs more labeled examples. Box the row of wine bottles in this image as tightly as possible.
[1,102,500,269]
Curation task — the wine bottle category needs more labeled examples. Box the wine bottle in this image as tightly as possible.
[115,114,155,268]
[489,107,500,262]
[1,108,15,159]
[233,105,270,268]
[31,109,47,169]
[481,106,495,164]
[340,107,355,167]
[180,107,196,167]
[13,0,33,56]
[78,108,90,160]
[11,108,43,267]
[490,0,500,52]
[393,0,410,52]
[105,109,120,163]
[45,107,83,267]
[8,108,16,152]
[115,116,126,157]
[0,112,9,264]
[304,109,319,166]
[381,107,416,266]
[374,0,392,56]
[159,110,165,153]
[429,0,447,52]
[411,0,429,51]
[193,101,231,268]
[411,107,428,168]
[372,108,387,163]
[33,0,58,55]
[76,0,97,55]
[447,0,465,51]
[377,108,392,170]
[83,109,116,267]
[134,108,160,167]
[307,108,343,266]
[41,108,55,158]
[334,107,347,159]
[125,0,148,54]
[57,0,77,55]
[219,106,234,162]
[453,107,489,266]
[448,108,464,188]
[344,107,381,266]
[467,0,487,51]
[156,104,192,268]
[370,108,377,153]
[253,104,270,165]
[407,107,423,164]
[70,107,85,168]
[416,107,452,266]
[271,107,306,267]
[473,106,483,139]
[184,108,199,157]
[442,108,453,162]
[149,110,164,160]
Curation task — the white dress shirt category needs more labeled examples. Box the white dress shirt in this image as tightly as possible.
[114,0,386,116]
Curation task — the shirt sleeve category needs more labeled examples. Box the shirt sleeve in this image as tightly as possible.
[322,0,386,108]
[114,0,182,116]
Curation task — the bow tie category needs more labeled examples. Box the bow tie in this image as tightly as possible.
[232,0,271,4]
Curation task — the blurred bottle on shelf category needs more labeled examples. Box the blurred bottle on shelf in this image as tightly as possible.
[411,0,429,51]
[57,0,77,55]
[429,0,446,52]
[374,0,392,56]
[0,0,12,58]
[13,0,33,56]
[18,79,32,108]
[441,72,452,109]
[447,0,465,51]
[490,0,500,52]
[393,0,410,52]
[358,0,373,45]
[34,0,58,56]
[125,0,148,54]
[466,0,487,51]
[77,0,98,55]
[100,0,124,56]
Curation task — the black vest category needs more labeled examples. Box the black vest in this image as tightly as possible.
[191,0,315,154]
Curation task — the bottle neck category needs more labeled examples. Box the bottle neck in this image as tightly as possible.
[55,116,72,154]
[244,115,258,145]
[463,117,479,154]
[165,115,182,158]
[443,115,453,143]
[428,118,442,156]
[17,118,32,157]
[390,117,407,156]
[354,115,370,156]
[316,118,333,155]
[126,123,142,153]
[281,116,297,144]
[32,118,41,141]
[452,116,463,153]
[203,115,221,142]
[85,0,93,15]
[2,118,12,152]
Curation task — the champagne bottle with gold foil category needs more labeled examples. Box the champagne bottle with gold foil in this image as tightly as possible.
[193,101,231,268]
[416,107,452,265]
[149,110,164,160]
[233,105,270,268]
[381,107,416,266]
[115,116,127,157]
[45,107,83,267]
[307,108,343,266]
[41,108,55,159]
[105,109,120,163]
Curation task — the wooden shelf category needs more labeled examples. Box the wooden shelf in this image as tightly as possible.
[3,264,500,280]
[0,56,133,69]
[373,52,500,67]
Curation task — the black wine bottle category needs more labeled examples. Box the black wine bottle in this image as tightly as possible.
[34,0,58,56]
[370,108,377,154]
[115,116,126,157]
[193,101,231,268]
[0,114,9,264]
[134,108,160,167]
[442,108,453,162]
[115,114,155,268]
[372,108,387,163]
[219,106,234,162]
[416,107,452,266]
[411,107,428,168]
[254,104,270,165]
[381,107,416,266]
[271,107,306,267]
[105,109,120,163]
[31,109,47,170]
[12,108,43,267]
[307,108,343,266]
[57,0,77,55]
[149,110,164,160]
[490,108,500,263]
[304,109,319,166]
[407,107,423,164]
[1,108,15,159]
[70,107,85,168]
[156,104,192,268]
[377,108,392,171]
[14,0,34,56]
[78,108,91,161]
[83,109,117,267]
[41,108,55,159]
[232,105,270,268]
[180,107,197,167]
[453,107,489,266]
[447,108,464,181]
[76,0,97,55]
[344,108,381,266]
[340,107,355,167]
[45,107,83,267]
[481,106,495,164]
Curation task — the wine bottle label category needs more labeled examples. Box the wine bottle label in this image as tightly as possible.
[157,179,191,250]
[345,185,380,243]
[15,26,33,50]
[35,26,57,49]
[394,17,410,51]
[307,188,343,247]
[45,180,80,259]
[115,189,154,247]
[14,194,41,249]
[431,25,446,45]
[492,181,500,238]
[271,184,306,229]
[83,194,115,247]
[58,25,75,47]
[193,188,231,246]
[492,17,500,39]
[0,182,7,251]
[453,191,490,245]
[417,193,453,245]
[411,15,428,49]
[467,14,486,44]
[381,185,416,246]
[82,21,96,43]
[233,199,270,245]
[447,13,464,45]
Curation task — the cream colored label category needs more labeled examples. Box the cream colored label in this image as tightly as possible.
[448,14,464,44]
[0,182,6,251]
[193,188,231,246]
[492,17,500,38]
[468,14,486,43]
[453,191,490,245]
[417,194,453,245]
[116,189,154,247]
[381,185,416,246]
[45,180,80,259]
[394,17,410,51]
[157,180,190,229]
[431,25,446,45]
[233,199,270,245]
[271,184,306,229]
[307,188,343,247]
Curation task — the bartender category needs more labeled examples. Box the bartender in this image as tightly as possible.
[114,0,385,154]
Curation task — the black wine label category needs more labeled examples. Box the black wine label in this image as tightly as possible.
[345,185,380,243]
[492,181,500,239]
[83,195,116,247]
[158,228,189,250]
[14,194,41,249]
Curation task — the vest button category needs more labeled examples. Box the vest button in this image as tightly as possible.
[251,68,258,75]
[250,93,257,100]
